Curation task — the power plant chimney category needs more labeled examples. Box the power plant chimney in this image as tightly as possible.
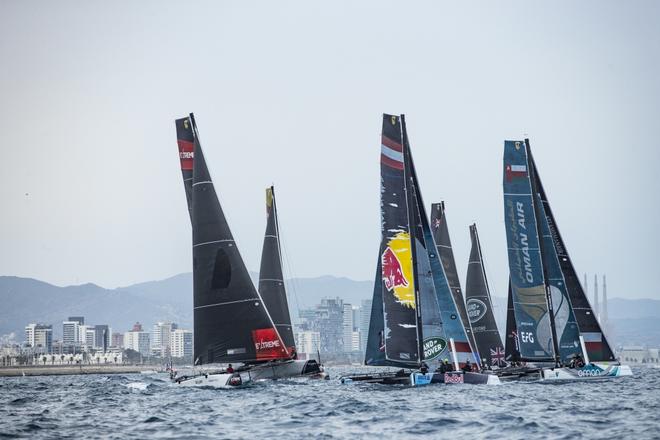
[594,274,600,322]
[602,274,608,327]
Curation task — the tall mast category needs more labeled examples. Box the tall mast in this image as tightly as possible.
[401,115,424,365]
[594,274,600,321]
[525,139,561,367]
[602,275,608,327]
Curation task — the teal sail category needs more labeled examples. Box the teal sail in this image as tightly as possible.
[535,191,582,363]
[502,140,555,362]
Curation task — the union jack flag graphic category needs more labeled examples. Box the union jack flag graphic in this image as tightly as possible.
[490,347,505,366]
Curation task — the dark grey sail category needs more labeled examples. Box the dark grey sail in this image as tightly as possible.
[465,224,505,367]
[365,255,387,366]
[188,115,289,365]
[529,153,616,362]
[258,186,296,356]
[175,116,195,221]
[430,202,480,363]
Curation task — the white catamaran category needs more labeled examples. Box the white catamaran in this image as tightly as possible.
[502,138,631,382]
[172,115,325,388]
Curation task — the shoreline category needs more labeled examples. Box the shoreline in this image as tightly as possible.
[0,365,161,377]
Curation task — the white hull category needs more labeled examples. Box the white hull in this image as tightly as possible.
[249,359,327,381]
[176,372,251,388]
[540,363,633,382]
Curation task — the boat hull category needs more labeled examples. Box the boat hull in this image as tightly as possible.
[176,372,251,388]
[540,363,633,382]
[248,359,327,381]
[412,371,501,386]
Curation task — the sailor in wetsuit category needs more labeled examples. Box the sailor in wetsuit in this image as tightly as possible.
[226,364,234,374]
[461,359,472,373]
[420,362,429,375]
[437,359,451,374]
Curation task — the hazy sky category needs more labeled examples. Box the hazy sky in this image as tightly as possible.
[1,1,658,300]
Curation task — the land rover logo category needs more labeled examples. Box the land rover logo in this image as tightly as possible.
[423,337,447,360]
[466,298,487,323]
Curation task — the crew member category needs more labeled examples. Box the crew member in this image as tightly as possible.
[226,364,234,373]
[461,359,472,373]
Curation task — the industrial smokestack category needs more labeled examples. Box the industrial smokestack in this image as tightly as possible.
[602,275,608,326]
[594,274,600,322]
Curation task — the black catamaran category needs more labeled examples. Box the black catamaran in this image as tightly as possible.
[430,202,480,367]
[173,114,323,387]
[343,114,498,386]
[464,224,505,368]
[502,138,631,381]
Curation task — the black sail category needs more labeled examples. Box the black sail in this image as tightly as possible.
[379,113,421,366]
[465,224,505,367]
[430,202,479,361]
[258,186,296,355]
[504,279,521,362]
[529,156,616,362]
[189,116,288,365]
[175,116,195,221]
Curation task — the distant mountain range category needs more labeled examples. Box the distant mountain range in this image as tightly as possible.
[1,274,658,347]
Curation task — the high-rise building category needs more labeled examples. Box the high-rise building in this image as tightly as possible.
[132,322,143,332]
[94,325,110,351]
[359,299,372,352]
[170,329,193,359]
[62,321,80,345]
[124,330,150,356]
[25,323,53,354]
[351,331,361,352]
[68,316,84,325]
[342,303,354,353]
[78,325,96,349]
[295,331,321,355]
[299,298,344,353]
[111,332,124,349]
[151,322,177,357]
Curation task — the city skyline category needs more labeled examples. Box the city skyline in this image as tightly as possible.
[1,2,658,301]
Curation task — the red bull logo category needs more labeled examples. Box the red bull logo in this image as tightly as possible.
[382,248,408,291]
[381,232,415,308]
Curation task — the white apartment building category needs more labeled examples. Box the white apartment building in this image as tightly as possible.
[151,322,176,357]
[62,321,80,345]
[170,329,193,359]
[295,331,321,355]
[123,331,151,356]
[25,323,53,353]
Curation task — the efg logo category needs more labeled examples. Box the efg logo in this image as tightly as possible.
[423,337,447,360]
[466,298,487,324]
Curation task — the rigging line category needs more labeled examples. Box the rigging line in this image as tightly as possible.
[275,214,302,324]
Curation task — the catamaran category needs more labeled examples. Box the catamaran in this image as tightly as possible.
[502,138,631,382]
[341,114,498,386]
[172,114,324,388]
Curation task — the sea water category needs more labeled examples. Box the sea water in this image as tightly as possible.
[1,366,658,439]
